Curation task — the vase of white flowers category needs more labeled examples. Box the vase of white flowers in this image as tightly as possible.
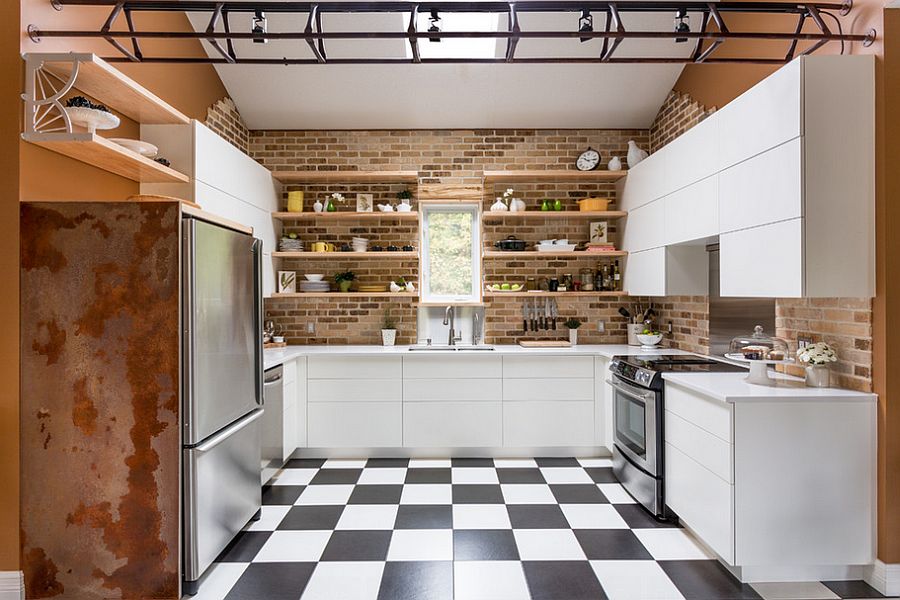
[796,342,837,388]
[325,192,345,212]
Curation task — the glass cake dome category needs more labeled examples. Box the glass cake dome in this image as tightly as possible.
[725,325,792,386]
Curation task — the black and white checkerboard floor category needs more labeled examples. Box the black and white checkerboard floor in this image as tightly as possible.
[193,457,890,600]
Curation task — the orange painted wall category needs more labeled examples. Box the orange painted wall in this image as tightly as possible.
[3,1,228,572]
[672,3,900,563]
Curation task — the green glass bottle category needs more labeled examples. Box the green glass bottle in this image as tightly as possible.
[553,199,563,211]
[541,200,551,211]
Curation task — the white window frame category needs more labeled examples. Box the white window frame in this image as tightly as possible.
[420,202,482,304]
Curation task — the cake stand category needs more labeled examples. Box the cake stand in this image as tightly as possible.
[724,354,795,386]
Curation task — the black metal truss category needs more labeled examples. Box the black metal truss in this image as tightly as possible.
[33,0,877,65]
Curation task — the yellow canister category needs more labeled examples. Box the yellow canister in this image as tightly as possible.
[287,191,304,213]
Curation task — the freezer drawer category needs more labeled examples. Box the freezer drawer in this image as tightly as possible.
[184,409,263,584]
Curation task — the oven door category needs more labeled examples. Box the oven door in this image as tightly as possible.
[609,376,658,476]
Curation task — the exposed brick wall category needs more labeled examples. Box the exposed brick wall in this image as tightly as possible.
[252,129,647,345]
[648,93,873,391]
[649,91,716,153]
[205,97,250,155]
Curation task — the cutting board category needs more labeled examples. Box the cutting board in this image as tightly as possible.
[518,340,572,348]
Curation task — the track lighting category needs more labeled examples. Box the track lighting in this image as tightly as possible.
[428,9,442,43]
[674,8,690,43]
[252,9,267,44]
[578,9,593,43]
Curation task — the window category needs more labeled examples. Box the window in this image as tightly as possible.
[420,203,481,304]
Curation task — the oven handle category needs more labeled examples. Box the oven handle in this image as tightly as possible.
[606,378,657,404]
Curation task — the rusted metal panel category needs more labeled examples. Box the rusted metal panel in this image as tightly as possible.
[20,202,181,600]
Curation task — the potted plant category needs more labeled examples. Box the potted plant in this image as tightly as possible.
[565,318,582,346]
[382,311,397,346]
[796,342,837,387]
[325,192,346,212]
[396,189,413,211]
[334,270,356,293]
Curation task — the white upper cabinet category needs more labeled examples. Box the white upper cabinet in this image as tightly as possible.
[663,115,719,193]
[664,175,718,246]
[621,199,665,253]
[720,219,804,298]
[624,246,707,298]
[617,150,666,212]
[715,59,802,171]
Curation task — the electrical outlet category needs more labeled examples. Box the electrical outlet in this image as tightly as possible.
[597,321,605,333]
[666,321,673,335]
[307,322,316,334]
[797,335,813,349]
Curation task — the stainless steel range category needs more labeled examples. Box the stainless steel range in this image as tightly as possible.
[608,355,745,520]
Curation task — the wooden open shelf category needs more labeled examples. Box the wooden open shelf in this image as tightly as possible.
[274,251,419,260]
[272,170,419,184]
[24,133,189,183]
[483,170,627,183]
[483,250,628,259]
[41,53,190,125]
[273,211,419,221]
[482,210,627,220]
[484,291,626,298]
[270,292,418,298]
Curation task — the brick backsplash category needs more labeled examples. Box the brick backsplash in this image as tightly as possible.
[653,296,710,355]
[255,128,647,347]
[206,97,250,155]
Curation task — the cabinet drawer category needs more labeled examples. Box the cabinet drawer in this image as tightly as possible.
[719,218,804,298]
[403,402,501,447]
[404,378,502,402]
[404,355,502,378]
[718,138,803,234]
[503,401,595,447]
[308,379,401,402]
[665,410,733,483]
[503,378,594,402]
[665,443,735,563]
[308,356,402,379]
[503,356,594,379]
[282,359,297,385]
[308,402,401,448]
[665,384,733,443]
[664,175,718,245]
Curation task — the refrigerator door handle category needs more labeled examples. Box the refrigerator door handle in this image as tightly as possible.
[253,238,265,407]
[182,218,196,438]
[194,409,263,453]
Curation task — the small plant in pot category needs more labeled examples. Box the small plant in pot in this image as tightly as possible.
[565,318,582,346]
[334,270,356,293]
[382,311,398,347]
[796,342,837,387]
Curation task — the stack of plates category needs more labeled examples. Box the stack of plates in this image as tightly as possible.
[280,237,304,252]
[358,284,388,293]
[299,281,331,293]
[351,237,369,252]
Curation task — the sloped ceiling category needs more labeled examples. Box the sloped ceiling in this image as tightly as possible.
[186,3,691,129]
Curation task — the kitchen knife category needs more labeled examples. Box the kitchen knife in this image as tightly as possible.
[522,300,528,333]
[551,299,558,330]
[539,298,545,330]
[544,297,551,331]
[531,299,537,332]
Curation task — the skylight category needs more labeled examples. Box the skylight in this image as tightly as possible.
[410,12,503,59]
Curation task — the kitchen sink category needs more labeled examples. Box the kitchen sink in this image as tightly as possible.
[408,346,495,351]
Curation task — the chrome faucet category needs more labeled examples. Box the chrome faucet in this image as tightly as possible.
[473,312,482,346]
[443,306,462,346]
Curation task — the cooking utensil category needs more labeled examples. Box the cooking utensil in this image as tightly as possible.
[522,301,528,333]
[494,235,527,251]
[618,307,632,322]
[551,299,558,330]
[577,197,611,212]
[530,299,537,331]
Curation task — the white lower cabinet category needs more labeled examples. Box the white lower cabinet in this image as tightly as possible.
[404,402,502,447]
[295,357,308,449]
[308,402,402,448]
[594,356,613,449]
[503,401,594,447]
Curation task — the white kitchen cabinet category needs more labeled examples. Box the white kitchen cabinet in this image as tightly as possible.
[404,354,502,378]
[295,357,308,449]
[664,175,718,246]
[616,150,666,212]
[308,379,402,402]
[621,199,665,253]
[308,356,402,379]
[404,378,501,402]
[663,381,875,580]
[502,378,593,402]
[594,356,613,449]
[403,402,502,447]
[718,138,803,234]
[663,115,719,193]
[502,356,593,379]
[308,402,402,448]
[503,401,594,447]
[625,246,707,298]
[719,219,804,297]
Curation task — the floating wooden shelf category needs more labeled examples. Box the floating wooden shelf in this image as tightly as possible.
[41,53,190,125]
[273,211,419,221]
[483,170,627,183]
[274,251,419,259]
[484,291,626,298]
[24,133,189,183]
[272,170,419,184]
[483,250,628,259]
[270,292,418,298]
[482,210,627,220]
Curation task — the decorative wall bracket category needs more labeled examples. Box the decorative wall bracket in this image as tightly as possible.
[22,53,78,136]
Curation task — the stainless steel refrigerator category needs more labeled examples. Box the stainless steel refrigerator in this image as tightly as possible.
[182,216,264,595]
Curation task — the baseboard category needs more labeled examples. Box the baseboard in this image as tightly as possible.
[0,571,24,600]
[865,560,900,597]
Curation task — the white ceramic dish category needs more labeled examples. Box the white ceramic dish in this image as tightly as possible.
[553,238,570,246]
[304,274,325,282]
[637,333,663,347]
[65,106,120,133]
[536,244,576,252]
[108,138,158,158]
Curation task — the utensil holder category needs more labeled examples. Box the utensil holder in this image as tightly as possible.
[627,324,643,346]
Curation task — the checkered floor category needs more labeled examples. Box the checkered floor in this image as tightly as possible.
[193,457,890,600]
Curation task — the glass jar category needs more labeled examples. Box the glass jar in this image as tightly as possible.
[526,277,537,291]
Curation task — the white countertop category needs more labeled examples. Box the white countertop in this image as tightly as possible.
[264,344,688,369]
[663,371,876,403]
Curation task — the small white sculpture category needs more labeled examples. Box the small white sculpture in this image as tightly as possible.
[405,281,416,293]
[378,203,395,212]
[390,281,405,293]
[313,199,324,213]
[397,198,412,212]
[510,198,526,212]
[627,141,648,168]
[490,198,509,212]
[608,156,623,171]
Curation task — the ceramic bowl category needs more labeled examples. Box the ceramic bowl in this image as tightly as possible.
[553,238,570,246]
[304,274,325,282]
[637,333,664,347]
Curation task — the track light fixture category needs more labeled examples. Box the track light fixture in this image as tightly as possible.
[252,9,267,44]
[578,9,593,43]
[428,9,442,43]
[674,8,690,43]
